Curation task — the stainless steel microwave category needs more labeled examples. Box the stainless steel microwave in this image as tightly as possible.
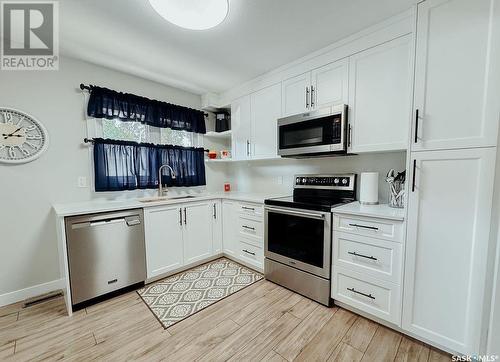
[277,104,348,157]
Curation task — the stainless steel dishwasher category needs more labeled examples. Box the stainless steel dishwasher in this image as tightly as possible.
[65,209,146,305]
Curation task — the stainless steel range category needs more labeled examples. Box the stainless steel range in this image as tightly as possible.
[264,174,356,306]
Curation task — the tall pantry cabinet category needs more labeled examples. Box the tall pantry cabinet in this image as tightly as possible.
[403,0,500,354]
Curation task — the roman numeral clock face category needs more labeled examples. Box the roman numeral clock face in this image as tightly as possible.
[0,108,49,164]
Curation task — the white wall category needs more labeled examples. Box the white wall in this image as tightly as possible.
[226,152,406,202]
[0,56,228,299]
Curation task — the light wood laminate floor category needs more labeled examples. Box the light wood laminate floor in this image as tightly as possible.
[0,280,450,361]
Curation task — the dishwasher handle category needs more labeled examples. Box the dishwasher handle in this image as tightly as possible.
[71,215,141,229]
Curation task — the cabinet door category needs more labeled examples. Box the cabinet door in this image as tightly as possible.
[311,58,348,110]
[212,200,223,254]
[349,36,413,153]
[282,72,311,116]
[251,83,282,159]
[231,95,251,160]
[412,0,499,151]
[403,148,496,354]
[222,200,239,257]
[183,202,213,264]
[144,206,184,279]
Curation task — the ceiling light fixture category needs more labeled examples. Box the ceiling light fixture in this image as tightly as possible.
[149,0,229,30]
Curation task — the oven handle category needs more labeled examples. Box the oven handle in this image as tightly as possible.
[265,207,326,219]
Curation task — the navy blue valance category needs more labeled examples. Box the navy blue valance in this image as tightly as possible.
[93,138,206,192]
[87,86,206,134]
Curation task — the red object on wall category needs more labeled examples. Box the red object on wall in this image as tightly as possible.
[224,183,231,192]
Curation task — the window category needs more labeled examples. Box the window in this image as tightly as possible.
[99,119,204,147]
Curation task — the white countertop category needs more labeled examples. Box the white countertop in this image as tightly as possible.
[53,192,286,217]
[333,201,406,221]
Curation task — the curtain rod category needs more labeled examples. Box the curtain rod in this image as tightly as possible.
[84,138,210,152]
[79,83,209,117]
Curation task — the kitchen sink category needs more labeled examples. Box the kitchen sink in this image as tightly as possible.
[139,195,197,203]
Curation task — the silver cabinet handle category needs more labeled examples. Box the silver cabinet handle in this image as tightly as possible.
[311,85,315,108]
[179,208,183,226]
[347,287,375,300]
[348,223,378,231]
[213,203,217,219]
[348,251,378,261]
[184,208,187,225]
[242,249,256,256]
[242,225,255,231]
[246,140,250,156]
[265,207,326,219]
[242,206,255,211]
[305,87,310,109]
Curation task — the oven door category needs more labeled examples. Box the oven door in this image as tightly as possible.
[277,105,347,156]
[265,206,332,279]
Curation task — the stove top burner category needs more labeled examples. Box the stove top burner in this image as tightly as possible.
[265,174,357,212]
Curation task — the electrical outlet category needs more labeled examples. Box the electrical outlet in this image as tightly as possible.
[78,176,88,188]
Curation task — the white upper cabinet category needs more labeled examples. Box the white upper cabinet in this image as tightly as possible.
[144,205,184,279]
[282,72,311,117]
[403,147,496,354]
[412,0,499,151]
[282,59,349,117]
[311,59,349,110]
[231,95,251,160]
[348,35,413,153]
[183,202,213,265]
[250,83,282,159]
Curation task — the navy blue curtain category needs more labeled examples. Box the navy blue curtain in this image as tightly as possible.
[93,138,206,192]
[87,86,206,134]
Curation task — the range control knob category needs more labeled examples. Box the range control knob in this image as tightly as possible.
[334,178,339,184]
[302,177,307,184]
[342,178,348,185]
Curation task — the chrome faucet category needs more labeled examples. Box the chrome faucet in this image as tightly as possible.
[158,164,176,197]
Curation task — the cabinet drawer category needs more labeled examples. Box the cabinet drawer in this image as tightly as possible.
[334,232,402,283]
[238,202,264,218]
[332,266,401,325]
[238,240,263,270]
[334,214,403,242]
[238,216,263,240]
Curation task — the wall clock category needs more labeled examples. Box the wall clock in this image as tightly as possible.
[0,108,49,164]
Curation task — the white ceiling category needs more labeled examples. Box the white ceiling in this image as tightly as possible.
[60,0,416,95]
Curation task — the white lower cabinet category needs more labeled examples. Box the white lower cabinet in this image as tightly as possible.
[183,202,213,264]
[403,148,496,354]
[144,201,217,280]
[144,205,184,279]
[222,200,239,257]
[333,266,401,325]
[212,200,223,254]
[332,213,405,326]
[223,200,264,271]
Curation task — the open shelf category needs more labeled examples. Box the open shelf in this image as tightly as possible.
[205,158,233,163]
[205,130,232,139]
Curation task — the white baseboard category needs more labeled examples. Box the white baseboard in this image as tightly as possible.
[0,279,65,308]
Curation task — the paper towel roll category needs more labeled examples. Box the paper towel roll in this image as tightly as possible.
[360,172,379,205]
